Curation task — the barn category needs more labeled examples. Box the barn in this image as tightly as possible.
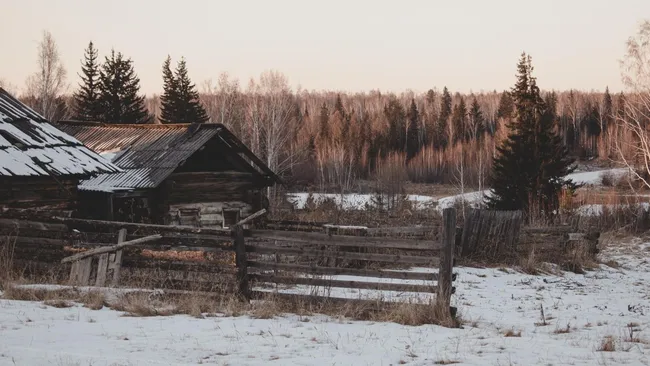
[54,120,281,228]
[0,88,121,215]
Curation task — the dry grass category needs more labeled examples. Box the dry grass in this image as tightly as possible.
[598,336,617,352]
[554,323,572,334]
[434,360,461,365]
[79,291,106,310]
[503,329,522,337]
[43,299,74,308]
[0,234,17,290]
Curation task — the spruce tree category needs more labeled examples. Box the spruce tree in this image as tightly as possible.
[451,96,467,143]
[98,50,151,124]
[468,97,485,141]
[73,41,102,121]
[497,91,514,120]
[486,53,577,221]
[406,98,420,160]
[602,87,613,134]
[159,55,178,124]
[384,98,406,152]
[436,87,452,148]
[170,57,209,123]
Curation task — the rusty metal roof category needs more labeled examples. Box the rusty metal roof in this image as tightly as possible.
[0,88,122,177]
[54,121,280,192]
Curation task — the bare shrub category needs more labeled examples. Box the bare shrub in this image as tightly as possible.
[371,152,409,213]
[598,336,616,352]
[600,171,617,187]
[0,234,17,289]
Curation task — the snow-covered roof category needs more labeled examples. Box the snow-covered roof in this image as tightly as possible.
[0,88,122,178]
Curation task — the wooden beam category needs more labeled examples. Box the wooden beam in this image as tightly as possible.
[61,234,162,264]
[53,217,231,236]
[250,274,438,293]
[247,261,438,281]
[248,230,440,250]
[235,209,266,227]
[0,218,68,232]
[246,244,440,266]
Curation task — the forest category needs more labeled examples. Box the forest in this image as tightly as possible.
[0,30,640,197]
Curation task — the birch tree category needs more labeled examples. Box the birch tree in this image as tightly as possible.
[25,30,67,120]
[616,20,650,188]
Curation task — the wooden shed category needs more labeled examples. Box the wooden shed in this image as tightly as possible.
[54,121,281,228]
[0,88,121,214]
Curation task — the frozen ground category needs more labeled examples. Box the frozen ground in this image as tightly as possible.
[287,168,630,212]
[2,237,650,365]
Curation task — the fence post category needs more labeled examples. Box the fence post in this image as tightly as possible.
[109,228,126,287]
[437,207,456,316]
[233,225,250,302]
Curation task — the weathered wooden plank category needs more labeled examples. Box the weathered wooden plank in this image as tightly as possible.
[250,274,438,293]
[437,208,456,309]
[246,244,440,266]
[121,258,236,273]
[247,261,438,281]
[95,253,109,286]
[365,226,440,236]
[233,226,250,301]
[61,234,162,264]
[14,236,69,247]
[248,230,440,250]
[53,217,231,236]
[110,229,127,287]
[0,218,68,232]
[521,226,573,234]
[77,258,93,286]
[235,209,267,226]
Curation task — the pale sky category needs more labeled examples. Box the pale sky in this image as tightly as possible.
[2,0,649,96]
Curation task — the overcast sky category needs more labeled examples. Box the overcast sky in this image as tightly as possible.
[2,0,649,95]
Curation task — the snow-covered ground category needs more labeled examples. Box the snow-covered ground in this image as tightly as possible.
[287,168,631,213]
[2,237,650,365]
[286,193,436,210]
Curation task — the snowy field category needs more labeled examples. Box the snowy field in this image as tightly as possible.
[287,168,631,212]
[2,236,650,365]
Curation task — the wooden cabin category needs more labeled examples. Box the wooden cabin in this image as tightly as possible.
[0,88,121,215]
[54,121,281,228]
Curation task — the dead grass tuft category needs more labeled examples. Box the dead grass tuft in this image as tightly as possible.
[554,323,572,334]
[598,336,617,352]
[43,299,74,308]
[503,329,522,337]
[79,291,106,310]
[434,360,461,365]
[110,293,176,317]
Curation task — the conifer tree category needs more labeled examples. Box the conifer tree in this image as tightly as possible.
[159,55,178,124]
[451,96,467,143]
[436,87,452,148]
[170,57,209,123]
[602,87,613,134]
[468,97,485,141]
[486,53,577,220]
[384,98,406,152]
[406,98,420,160]
[73,41,102,121]
[98,50,151,124]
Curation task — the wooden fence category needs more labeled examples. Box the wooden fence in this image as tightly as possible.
[0,208,459,315]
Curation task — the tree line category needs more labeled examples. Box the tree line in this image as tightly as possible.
[7,30,636,197]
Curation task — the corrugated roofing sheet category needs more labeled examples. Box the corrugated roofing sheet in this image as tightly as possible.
[55,121,280,192]
[0,88,122,177]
